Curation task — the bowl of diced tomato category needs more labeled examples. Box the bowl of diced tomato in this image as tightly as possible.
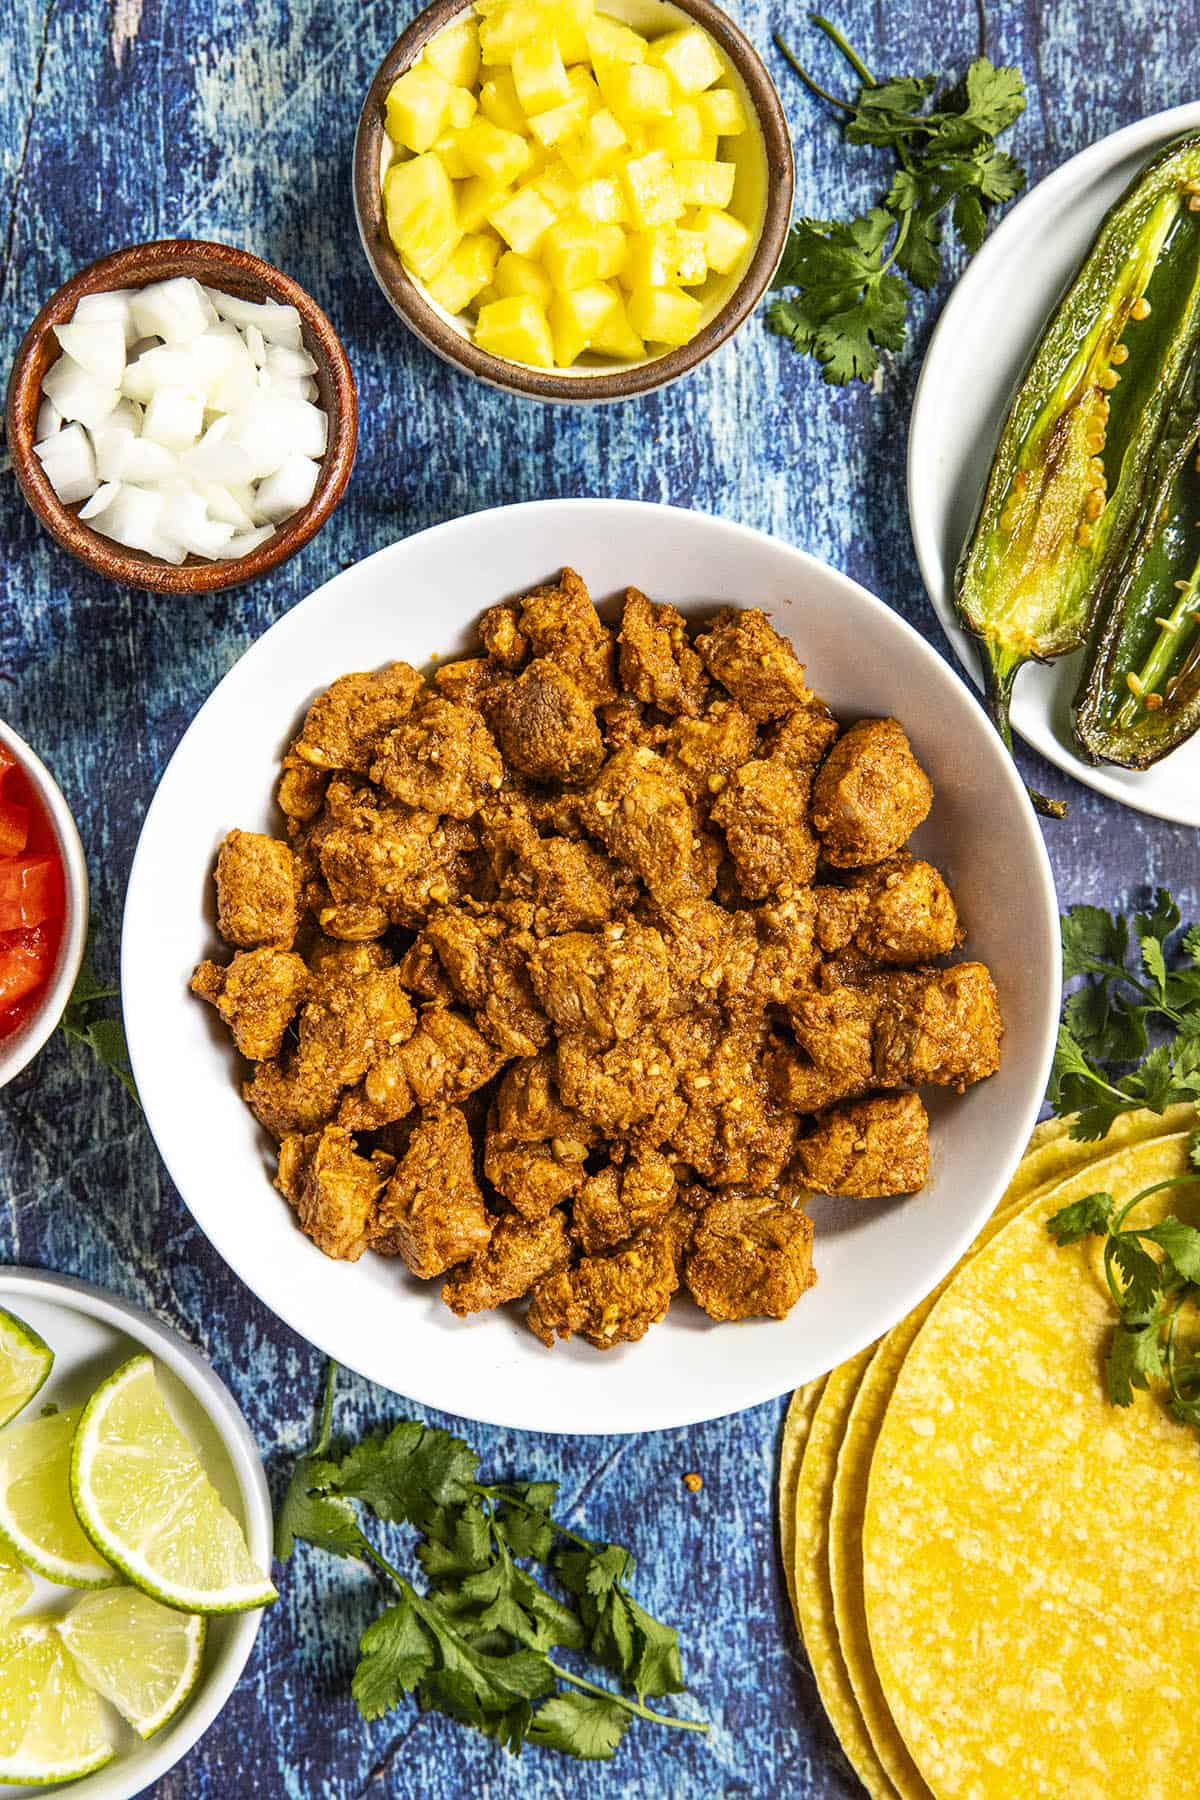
[0,722,87,1086]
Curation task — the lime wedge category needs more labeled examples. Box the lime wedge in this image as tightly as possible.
[0,1412,113,1589]
[0,1621,112,1786]
[0,1308,53,1430]
[58,1589,206,1740]
[70,1355,276,1615]
[0,1554,32,1636]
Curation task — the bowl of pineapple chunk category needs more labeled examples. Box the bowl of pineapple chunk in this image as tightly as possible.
[354,0,792,399]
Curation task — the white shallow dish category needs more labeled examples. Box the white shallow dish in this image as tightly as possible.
[0,721,88,1089]
[909,102,1200,827]
[123,498,1059,1435]
[0,1269,271,1800]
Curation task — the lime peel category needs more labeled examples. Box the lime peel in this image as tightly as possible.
[0,1307,54,1431]
[0,1621,113,1787]
[58,1589,207,1740]
[0,1411,114,1590]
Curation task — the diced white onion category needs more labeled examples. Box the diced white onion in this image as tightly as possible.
[34,422,97,503]
[34,277,327,566]
[54,318,126,389]
[79,481,121,521]
[254,454,320,523]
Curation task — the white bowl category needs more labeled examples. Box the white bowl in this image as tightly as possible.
[908,102,1200,827]
[122,499,1060,1434]
[0,1268,272,1800]
[0,721,88,1088]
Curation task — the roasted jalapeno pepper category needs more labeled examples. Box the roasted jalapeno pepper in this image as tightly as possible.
[1074,377,1200,767]
[954,130,1200,808]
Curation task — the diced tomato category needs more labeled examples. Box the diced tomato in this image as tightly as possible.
[0,856,64,933]
[0,928,55,1018]
[0,800,29,858]
[0,743,15,781]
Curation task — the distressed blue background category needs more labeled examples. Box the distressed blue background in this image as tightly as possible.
[2,0,1199,1794]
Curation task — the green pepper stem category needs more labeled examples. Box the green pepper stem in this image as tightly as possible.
[980,646,1068,819]
[1115,547,1200,728]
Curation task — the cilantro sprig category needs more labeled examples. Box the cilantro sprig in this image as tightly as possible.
[276,1364,707,1761]
[58,936,138,1102]
[1047,1172,1200,1429]
[768,14,1026,384]
[1050,892,1200,1141]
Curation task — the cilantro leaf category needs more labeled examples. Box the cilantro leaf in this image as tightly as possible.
[1110,1233,1165,1319]
[1141,1216,1200,1283]
[1106,1320,1165,1407]
[1061,905,1129,980]
[354,1595,436,1721]
[1045,1192,1113,1245]
[963,57,1027,135]
[528,1692,631,1760]
[326,1422,479,1531]
[59,940,138,1102]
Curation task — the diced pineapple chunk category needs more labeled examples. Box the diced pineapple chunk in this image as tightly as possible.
[489,182,560,255]
[697,86,748,136]
[598,61,673,126]
[458,176,513,233]
[425,233,501,312]
[649,26,724,95]
[693,206,752,274]
[478,2,544,65]
[627,283,704,345]
[624,226,705,290]
[592,223,628,280]
[479,69,528,135]
[567,65,601,106]
[459,117,533,187]
[528,93,589,147]
[541,218,606,290]
[590,293,646,359]
[384,153,461,280]
[495,250,554,308]
[673,159,736,208]
[549,282,619,364]
[475,294,555,366]
[559,107,626,180]
[533,159,576,215]
[447,86,478,130]
[573,175,626,224]
[585,16,647,66]
[552,0,595,64]
[433,131,473,180]
[513,41,571,114]
[622,149,684,229]
[648,101,712,161]
[424,17,481,88]
[385,66,453,153]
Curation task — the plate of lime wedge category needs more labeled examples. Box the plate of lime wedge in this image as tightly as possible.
[0,1271,274,1797]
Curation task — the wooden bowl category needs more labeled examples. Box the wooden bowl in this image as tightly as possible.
[5,240,358,594]
[354,0,794,403]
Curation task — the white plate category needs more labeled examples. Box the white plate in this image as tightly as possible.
[122,499,1059,1435]
[908,103,1200,826]
[0,1269,271,1800]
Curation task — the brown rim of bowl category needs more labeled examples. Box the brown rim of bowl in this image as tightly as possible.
[5,239,358,595]
[354,0,794,403]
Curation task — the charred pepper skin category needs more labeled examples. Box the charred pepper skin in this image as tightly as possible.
[954,131,1200,803]
[1074,376,1200,769]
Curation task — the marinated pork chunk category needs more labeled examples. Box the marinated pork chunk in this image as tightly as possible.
[195,568,1002,1350]
[695,607,811,720]
[372,1106,493,1277]
[794,1092,930,1198]
[683,1191,816,1321]
[191,947,308,1061]
[811,717,934,867]
[215,830,302,949]
[275,1124,394,1262]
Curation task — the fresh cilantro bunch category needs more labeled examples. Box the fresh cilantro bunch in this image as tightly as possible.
[768,15,1026,383]
[276,1365,706,1761]
[1050,891,1200,1141]
[59,938,138,1102]
[1047,1169,1200,1429]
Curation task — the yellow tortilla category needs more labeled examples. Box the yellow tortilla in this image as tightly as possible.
[863,1132,1200,1799]
[793,1350,895,1798]
[779,1377,826,1613]
[826,1128,1195,1800]
[1005,1101,1196,1204]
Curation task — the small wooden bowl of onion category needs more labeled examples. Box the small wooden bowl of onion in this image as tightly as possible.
[5,240,357,594]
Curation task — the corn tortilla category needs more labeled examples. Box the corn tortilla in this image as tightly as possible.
[1005,1101,1195,1204]
[863,1132,1199,1799]
[793,1349,895,1798]
[779,1377,826,1613]
[826,1128,1195,1800]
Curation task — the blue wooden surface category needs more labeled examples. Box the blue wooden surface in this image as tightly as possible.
[2,2,1199,1794]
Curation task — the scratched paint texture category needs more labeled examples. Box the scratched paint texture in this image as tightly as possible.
[2,0,1199,1793]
